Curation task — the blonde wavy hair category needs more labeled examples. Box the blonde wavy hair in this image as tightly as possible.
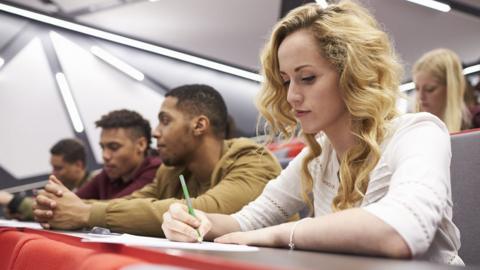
[257,0,402,211]
[413,48,469,132]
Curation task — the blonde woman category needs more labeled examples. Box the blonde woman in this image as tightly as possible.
[161,1,462,265]
[413,48,471,132]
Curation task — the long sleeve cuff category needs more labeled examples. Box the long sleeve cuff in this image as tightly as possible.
[17,197,34,220]
[88,202,109,228]
[363,199,430,257]
[7,193,26,214]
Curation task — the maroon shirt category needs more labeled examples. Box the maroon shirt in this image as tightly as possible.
[75,156,161,200]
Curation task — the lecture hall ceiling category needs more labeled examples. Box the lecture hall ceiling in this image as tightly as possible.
[1,0,480,76]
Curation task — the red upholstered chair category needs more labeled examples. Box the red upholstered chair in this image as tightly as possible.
[267,138,305,168]
[78,253,145,270]
[12,238,98,270]
[0,230,44,270]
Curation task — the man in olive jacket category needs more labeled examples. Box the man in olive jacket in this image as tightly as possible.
[33,84,281,237]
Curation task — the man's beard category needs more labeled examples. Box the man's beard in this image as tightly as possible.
[161,156,186,167]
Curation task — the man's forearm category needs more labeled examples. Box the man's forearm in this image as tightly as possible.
[87,198,174,236]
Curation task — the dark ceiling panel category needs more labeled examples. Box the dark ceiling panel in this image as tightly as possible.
[0,13,27,51]
[451,0,480,9]
[51,0,122,14]
[3,0,59,13]
[281,0,314,18]
[76,0,281,71]
[2,0,479,81]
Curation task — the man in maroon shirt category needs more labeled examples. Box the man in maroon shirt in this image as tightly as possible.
[75,109,161,200]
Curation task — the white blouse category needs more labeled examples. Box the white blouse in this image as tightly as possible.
[232,113,463,265]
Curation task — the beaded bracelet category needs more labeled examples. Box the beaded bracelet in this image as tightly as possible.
[288,217,311,250]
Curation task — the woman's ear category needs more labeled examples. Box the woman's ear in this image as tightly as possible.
[192,115,210,136]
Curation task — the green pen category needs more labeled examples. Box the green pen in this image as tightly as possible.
[179,174,203,242]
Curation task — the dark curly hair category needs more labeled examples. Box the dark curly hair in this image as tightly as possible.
[95,109,152,151]
[50,138,86,165]
[166,84,228,138]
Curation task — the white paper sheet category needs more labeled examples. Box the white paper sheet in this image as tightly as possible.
[82,233,259,252]
[0,218,43,229]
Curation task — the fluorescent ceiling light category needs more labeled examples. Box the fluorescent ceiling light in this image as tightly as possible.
[400,82,415,92]
[0,57,4,69]
[463,64,480,75]
[55,72,85,133]
[315,0,328,9]
[406,0,451,12]
[91,46,145,81]
[400,64,480,92]
[0,3,262,82]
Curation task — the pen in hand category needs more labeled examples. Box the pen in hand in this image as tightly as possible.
[179,174,203,242]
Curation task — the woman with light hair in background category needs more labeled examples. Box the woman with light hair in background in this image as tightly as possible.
[413,48,471,132]
[161,0,463,265]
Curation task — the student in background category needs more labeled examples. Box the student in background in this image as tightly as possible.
[32,84,281,236]
[464,75,480,128]
[161,1,463,265]
[0,138,92,220]
[2,107,160,219]
[75,109,161,200]
[413,48,471,132]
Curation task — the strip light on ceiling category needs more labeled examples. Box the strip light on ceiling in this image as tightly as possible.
[400,64,480,91]
[406,0,451,12]
[463,64,480,75]
[91,45,145,81]
[0,2,263,82]
[399,82,415,92]
[55,72,85,133]
[315,0,329,9]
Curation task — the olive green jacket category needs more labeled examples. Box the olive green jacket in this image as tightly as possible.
[87,138,281,237]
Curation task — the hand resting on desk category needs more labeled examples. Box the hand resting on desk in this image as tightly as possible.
[33,175,91,230]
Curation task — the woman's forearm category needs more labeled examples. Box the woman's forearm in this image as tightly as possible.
[292,208,411,258]
[205,213,241,240]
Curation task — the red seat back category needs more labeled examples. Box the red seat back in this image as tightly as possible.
[78,253,144,270]
[13,238,97,270]
[0,230,43,270]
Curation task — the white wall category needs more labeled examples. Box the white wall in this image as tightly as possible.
[0,38,75,178]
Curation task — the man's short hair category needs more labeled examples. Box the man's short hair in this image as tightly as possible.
[50,138,86,165]
[166,84,228,138]
[95,109,152,148]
